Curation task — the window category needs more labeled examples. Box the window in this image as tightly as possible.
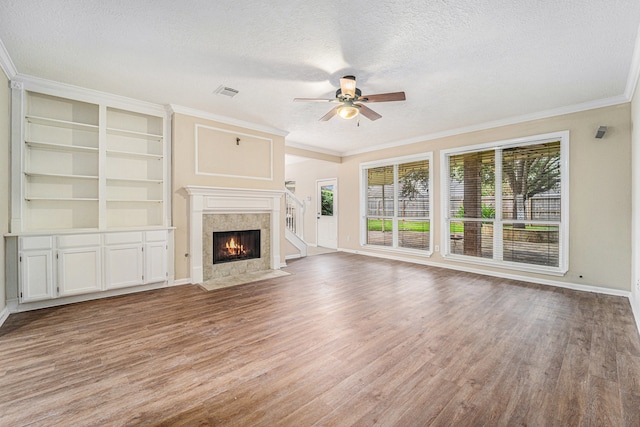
[442,132,568,275]
[361,154,433,254]
[320,184,334,216]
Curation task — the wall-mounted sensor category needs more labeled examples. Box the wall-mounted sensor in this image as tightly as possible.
[595,126,607,139]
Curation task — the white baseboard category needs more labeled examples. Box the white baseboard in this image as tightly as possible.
[631,292,640,338]
[337,247,631,298]
[0,306,9,328]
[285,254,302,260]
[11,281,170,313]
[171,278,192,286]
[7,298,18,313]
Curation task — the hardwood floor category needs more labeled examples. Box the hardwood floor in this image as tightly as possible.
[1,252,639,426]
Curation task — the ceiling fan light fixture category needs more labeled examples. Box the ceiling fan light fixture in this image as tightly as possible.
[340,76,357,99]
[337,104,360,120]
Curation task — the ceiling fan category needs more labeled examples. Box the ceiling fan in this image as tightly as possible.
[293,75,406,121]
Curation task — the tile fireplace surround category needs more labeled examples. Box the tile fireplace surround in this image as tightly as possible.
[184,186,284,284]
[204,213,270,280]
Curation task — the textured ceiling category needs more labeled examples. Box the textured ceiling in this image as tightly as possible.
[1,0,639,155]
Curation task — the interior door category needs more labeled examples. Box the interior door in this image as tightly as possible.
[317,179,338,249]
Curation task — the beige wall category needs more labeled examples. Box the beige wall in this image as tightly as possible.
[0,69,9,314]
[171,113,286,282]
[285,158,340,245]
[338,104,632,291]
[285,145,342,163]
[632,80,640,311]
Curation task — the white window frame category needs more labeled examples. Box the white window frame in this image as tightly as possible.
[440,131,569,276]
[360,152,434,256]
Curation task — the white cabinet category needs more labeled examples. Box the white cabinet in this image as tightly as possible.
[144,230,168,283]
[58,246,102,296]
[57,234,102,296]
[104,232,144,289]
[21,251,54,301]
[15,231,169,304]
[19,236,54,302]
[104,230,167,289]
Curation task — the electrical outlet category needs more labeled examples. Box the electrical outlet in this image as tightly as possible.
[435,245,439,252]
[347,235,350,242]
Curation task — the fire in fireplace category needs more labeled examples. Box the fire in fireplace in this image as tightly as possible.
[213,230,261,264]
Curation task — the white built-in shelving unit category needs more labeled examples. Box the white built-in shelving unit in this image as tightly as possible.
[16,91,169,231]
[105,107,166,228]
[7,78,173,309]
[23,93,100,230]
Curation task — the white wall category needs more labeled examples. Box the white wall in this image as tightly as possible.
[631,69,640,329]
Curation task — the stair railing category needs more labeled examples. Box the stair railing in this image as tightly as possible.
[285,189,305,240]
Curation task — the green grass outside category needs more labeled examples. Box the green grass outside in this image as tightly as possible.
[503,225,558,231]
[450,223,464,233]
[449,223,558,233]
[367,220,556,233]
[367,219,430,232]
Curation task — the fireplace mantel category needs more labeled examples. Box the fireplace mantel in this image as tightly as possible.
[185,186,285,284]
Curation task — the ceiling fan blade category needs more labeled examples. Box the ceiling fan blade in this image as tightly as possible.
[319,106,338,121]
[293,97,335,102]
[358,104,382,121]
[340,76,357,98]
[359,92,406,103]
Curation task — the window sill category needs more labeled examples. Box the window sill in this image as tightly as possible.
[442,253,567,277]
[361,244,432,258]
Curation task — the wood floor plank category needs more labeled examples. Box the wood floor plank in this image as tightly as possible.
[0,252,638,426]
[581,375,624,426]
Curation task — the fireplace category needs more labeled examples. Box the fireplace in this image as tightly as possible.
[203,213,271,280]
[185,186,284,284]
[213,230,261,264]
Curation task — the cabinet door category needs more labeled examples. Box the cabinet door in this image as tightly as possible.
[105,244,143,289]
[20,250,54,302]
[58,246,102,296]
[144,241,167,284]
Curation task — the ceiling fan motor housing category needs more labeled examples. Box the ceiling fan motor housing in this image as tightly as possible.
[336,87,362,100]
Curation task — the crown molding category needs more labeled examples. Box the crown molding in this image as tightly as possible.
[341,94,629,157]
[625,22,640,100]
[12,73,167,115]
[0,38,17,79]
[169,104,289,137]
[285,140,342,157]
